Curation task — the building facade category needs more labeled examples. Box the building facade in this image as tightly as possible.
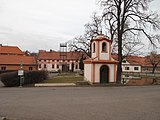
[121,56,143,73]
[37,50,83,72]
[84,34,118,84]
[118,55,160,73]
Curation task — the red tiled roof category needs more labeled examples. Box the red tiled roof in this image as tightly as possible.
[91,34,112,43]
[0,46,24,55]
[38,51,84,60]
[111,54,118,61]
[112,54,160,67]
[144,54,160,66]
[0,55,37,65]
[111,54,146,65]
[126,56,145,65]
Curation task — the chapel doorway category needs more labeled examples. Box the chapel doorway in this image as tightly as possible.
[100,65,109,83]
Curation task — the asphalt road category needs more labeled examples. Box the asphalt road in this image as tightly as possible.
[0,86,160,120]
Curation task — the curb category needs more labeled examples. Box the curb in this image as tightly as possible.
[34,83,76,87]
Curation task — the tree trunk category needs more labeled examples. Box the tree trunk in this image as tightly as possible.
[116,1,123,84]
[116,36,123,83]
[152,65,156,74]
[116,61,122,83]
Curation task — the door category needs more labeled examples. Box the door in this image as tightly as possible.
[100,65,109,83]
[62,64,69,72]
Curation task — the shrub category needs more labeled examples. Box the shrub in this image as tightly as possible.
[0,70,14,74]
[0,71,20,87]
[0,70,48,87]
[24,71,48,84]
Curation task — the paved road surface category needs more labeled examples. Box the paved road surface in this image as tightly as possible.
[0,86,160,120]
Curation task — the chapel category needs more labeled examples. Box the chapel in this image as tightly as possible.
[83,34,118,84]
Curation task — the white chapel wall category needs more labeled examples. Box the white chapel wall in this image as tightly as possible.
[84,64,91,82]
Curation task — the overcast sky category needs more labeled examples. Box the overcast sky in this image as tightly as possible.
[0,0,160,52]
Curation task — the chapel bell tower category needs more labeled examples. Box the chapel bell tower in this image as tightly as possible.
[91,34,112,61]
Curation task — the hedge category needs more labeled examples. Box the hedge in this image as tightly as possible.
[0,71,19,87]
[0,70,48,87]
[0,70,15,74]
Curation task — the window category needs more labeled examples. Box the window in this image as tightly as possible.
[134,67,139,70]
[122,60,126,63]
[76,65,78,69]
[102,42,107,52]
[29,67,33,71]
[93,42,95,53]
[157,68,160,71]
[44,64,46,68]
[57,65,59,69]
[125,67,129,70]
[52,64,54,68]
[1,67,6,70]
[125,75,129,77]
[39,64,41,68]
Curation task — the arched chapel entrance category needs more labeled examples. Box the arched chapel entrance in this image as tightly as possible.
[100,65,109,83]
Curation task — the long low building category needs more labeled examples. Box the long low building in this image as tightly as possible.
[0,55,37,71]
[112,54,160,73]
[37,50,84,72]
[0,45,37,71]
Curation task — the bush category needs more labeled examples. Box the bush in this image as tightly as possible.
[24,71,48,84]
[0,71,20,87]
[0,70,15,74]
[0,70,48,87]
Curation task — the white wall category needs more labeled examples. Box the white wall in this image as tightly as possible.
[38,60,79,72]
[122,65,141,72]
[108,64,115,82]
[100,53,109,60]
[84,64,91,82]
[95,64,100,83]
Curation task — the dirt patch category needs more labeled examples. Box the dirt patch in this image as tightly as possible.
[127,77,153,85]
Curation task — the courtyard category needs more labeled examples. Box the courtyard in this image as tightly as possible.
[0,86,160,120]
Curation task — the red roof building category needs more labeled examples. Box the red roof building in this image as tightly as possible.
[37,50,84,72]
[0,45,37,71]
[112,54,160,73]
[0,45,24,55]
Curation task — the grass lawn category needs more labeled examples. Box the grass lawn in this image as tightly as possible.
[43,75,84,83]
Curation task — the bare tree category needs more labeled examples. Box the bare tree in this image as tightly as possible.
[101,0,160,83]
[112,32,145,57]
[24,50,38,56]
[84,12,102,39]
[68,13,102,57]
[146,51,160,73]
[68,36,91,57]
